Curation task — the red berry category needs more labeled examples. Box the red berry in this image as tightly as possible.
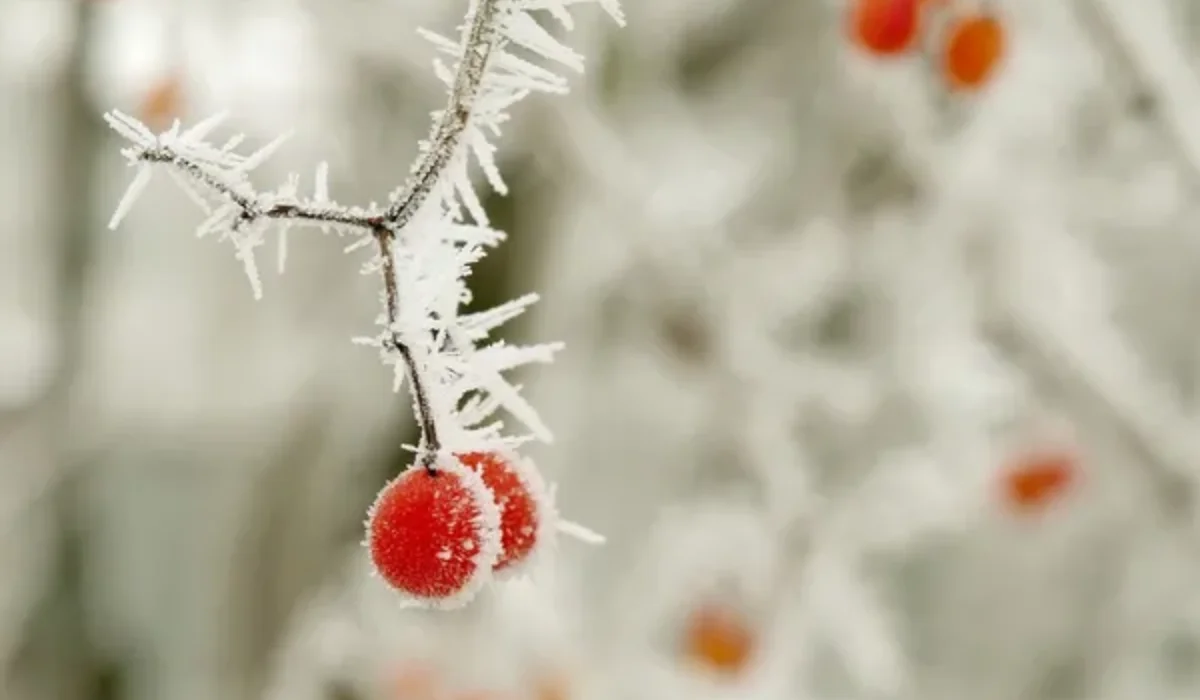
[1001,450,1076,512]
[367,459,501,607]
[850,0,920,57]
[457,451,552,573]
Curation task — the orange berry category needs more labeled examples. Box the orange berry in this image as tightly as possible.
[139,75,184,130]
[531,672,570,700]
[1001,451,1075,512]
[942,13,1005,91]
[849,0,921,57]
[451,690,505,700]
[681,605,756,675]
[389,661,442,700]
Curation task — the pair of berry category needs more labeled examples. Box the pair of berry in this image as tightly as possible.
[850,0,1006,92]
[367,451,552,608]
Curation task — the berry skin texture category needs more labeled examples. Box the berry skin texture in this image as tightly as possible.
[849,0,920,57]
[682,604,757,676]
[457,451,552,574]
[1001,451,1076,512]
[367,459,501,608]
[943,14,1006,91]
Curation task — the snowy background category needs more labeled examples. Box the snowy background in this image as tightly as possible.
[5,0,1200,699]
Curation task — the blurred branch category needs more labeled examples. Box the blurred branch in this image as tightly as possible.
[993,316,1200,522]
[1076,0,1200,181]
[4,0,107,697]
[673,0,796,90]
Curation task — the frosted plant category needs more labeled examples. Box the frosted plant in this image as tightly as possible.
[103,0,624,604]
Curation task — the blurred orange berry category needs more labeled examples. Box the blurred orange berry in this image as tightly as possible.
[450,690,505,700]
[681,604,756,675]
[530,672,570,700]
[1001,450,1076,512]
[389,660,442,700]
[139,75,185,130]
[849,0,921,57]
[942,13,1005,91]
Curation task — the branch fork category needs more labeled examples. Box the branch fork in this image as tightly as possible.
[104,0,624,479]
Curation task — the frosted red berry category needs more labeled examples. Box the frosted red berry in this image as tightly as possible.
[457,451,550,573]
[367,460,501,607]
[849,0,920,57]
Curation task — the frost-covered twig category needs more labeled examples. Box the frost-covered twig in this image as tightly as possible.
[372,231,443,472]
[382,0,501,229]
[104,0,624,471]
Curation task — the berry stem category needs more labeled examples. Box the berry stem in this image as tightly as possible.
[374,229,442,475]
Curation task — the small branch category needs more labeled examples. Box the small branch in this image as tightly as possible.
[383,0,503,226]
[373,230,441,475]
[365,0,505,471]
[129,0,506,237]
[103,0,619,473]
[139,147,381,233]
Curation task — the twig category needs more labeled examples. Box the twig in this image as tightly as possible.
[104,0,622,473]
[383,0,502,227]
[366,0,504,473]
[370,0,505,471]
[124,0,508,474]
[139,147,381,232]
[373,230,441,474]
[127,0,505,239]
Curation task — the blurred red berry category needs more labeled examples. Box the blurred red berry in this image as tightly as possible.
[849,0,921,57]
[1001,450,1075,512]
[367,460,500,606]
